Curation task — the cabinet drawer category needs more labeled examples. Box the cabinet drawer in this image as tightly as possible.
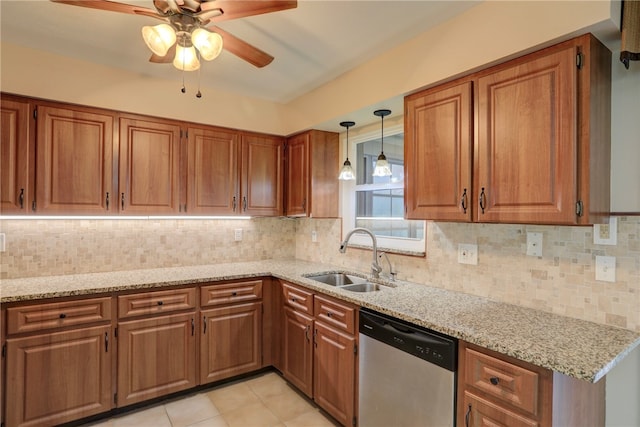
[118,287,196,319]
[464,348,539,415]
[282,282,313,314]
[463,391,538,427]
[314,294,356,334]
[7,297,112,334]
[200,280,263,307]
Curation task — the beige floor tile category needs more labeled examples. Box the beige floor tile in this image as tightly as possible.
[283,410,337,427]
[207,381,262,414]
[262,387,316,422]
[185,414,229,427]
[111,405,172,427]
[222,401,280,427]
[165,393,221,427]
[246,372,291,401]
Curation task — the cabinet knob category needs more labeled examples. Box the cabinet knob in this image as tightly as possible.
[59,313,66,319]
[231,292,238,297]
[489,377,500,385]
[291,297,297,303]
[157,301,164,306]
[326,312,333,318]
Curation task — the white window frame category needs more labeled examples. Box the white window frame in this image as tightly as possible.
[340,123,426,254]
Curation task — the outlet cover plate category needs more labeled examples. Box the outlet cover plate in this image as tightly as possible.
[594,217,617,246]
[595,255,616,282]
[234,228,243,242]
[458,243,478,265]
[526,232,543,257]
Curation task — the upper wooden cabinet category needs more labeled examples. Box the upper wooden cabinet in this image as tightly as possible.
[119,116,182,214]
[285,130,339,218]
[0,97,34,214]
[405,33,611,225]
[186,126,239,215]
[241,132,284,216]
[36,104,116,214]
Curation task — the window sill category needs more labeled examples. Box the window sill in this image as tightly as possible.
[343,243,425,258]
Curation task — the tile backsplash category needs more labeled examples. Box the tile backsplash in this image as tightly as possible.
[1,215,638,333]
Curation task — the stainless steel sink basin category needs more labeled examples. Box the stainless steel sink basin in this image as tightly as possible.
[305,272,382,292]
[339,283,380,292]
[305,273,367,287]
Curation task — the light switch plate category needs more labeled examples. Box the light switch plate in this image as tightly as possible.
[458,243,478,265]
[595,255,616,282]
[594,217,617,246]
[311,230,318,243]
[526,232,543,257]
[0,233,5,252]
[234,228,243,242]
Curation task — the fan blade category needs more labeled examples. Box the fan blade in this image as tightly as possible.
[212,27,274,68]
[201,0,297,22]
[50,0,159,16]
[149,44,177,63]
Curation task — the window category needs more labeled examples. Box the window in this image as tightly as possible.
[341,123,425,253]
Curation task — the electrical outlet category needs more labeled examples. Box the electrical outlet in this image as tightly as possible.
[311,230,318,243]
[594,217,617,246]
[234,228,243,242]
[526,232,543,257]
[458,243,478,265]
[595,256,616,282]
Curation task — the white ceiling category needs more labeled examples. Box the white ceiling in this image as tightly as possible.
[0,0,479,105]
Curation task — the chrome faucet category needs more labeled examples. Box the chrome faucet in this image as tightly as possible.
[339,228,383,278]
[378,252,396,282]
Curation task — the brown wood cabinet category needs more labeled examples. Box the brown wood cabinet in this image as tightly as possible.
[1,97,34,214]
[119,116,182,214]
[282,306,314,397]
[241,132,285,216]
[4,297,113,427]
[405,33,611,225]
[35,104,116,214]
[457,341,605,427]
[285,130,339,218]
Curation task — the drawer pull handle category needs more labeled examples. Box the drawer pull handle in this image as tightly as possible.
[305,325,310,341]
[232,292,238,296]
[479,187,486,214]
[59,313,67,319]
[460,188,468,214]
[203,316,207,334]
[157,301,164,306]
[465,404,471,427]
[489,377,500,385]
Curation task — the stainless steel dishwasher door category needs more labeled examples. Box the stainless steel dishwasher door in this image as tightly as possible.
[358,315,456,426]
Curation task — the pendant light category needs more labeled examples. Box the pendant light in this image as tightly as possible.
[372,109,392,177]
[338,121,356,181]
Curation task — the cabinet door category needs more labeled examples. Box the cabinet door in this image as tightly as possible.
[462,392,538,427]
[405,81,473,221]
[5,325,112,427]
[241,133,284,216]
[186,126,239,215]
[1,98,33,214]
[282,306,313,397]
[476,46,578,224]
[117,312,196,407]
[284,133,309,216]
[36,105,115,214]
[313,321,356,427]
[200,302,262,384]
[119,117,181,214]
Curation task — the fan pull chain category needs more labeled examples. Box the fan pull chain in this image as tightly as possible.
[196,50,202,98]
[181,46,186,93]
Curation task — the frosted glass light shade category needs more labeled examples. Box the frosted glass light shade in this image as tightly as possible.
[338,159,355,181]
[191,28,223,61]
[142,24,176,56]
[372,153,392,177]
[173,45,200,71]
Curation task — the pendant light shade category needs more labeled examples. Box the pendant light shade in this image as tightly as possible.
[372,109,392,177]
[338,121,356,181]
[191,28,223,61]
[142,24,177,57]
[173,44,201,71]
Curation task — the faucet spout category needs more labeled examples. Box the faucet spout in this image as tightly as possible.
[339,228,382,278]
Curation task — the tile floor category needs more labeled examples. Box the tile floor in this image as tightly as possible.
[85,372,338,427]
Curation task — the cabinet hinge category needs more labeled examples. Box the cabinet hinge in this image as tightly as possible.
[114,393,117,405]
[354,343,358,355]
[576,52,584,69]
[31,200,36,211]
[353,416,357,426]
[33,107,37,120]
[114,327,118,338]
[576,200,584,217]
[2,343,6,358]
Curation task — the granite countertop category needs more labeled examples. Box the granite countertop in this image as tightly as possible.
[2,259,639,383]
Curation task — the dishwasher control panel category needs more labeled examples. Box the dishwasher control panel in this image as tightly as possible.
[359,308,457,371]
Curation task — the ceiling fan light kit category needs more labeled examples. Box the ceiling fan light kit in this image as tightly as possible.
[141,23,176,57]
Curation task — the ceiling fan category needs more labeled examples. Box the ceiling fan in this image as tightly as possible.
[50,0,297,71]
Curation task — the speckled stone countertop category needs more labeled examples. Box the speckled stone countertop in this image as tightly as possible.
[2,259,639,383]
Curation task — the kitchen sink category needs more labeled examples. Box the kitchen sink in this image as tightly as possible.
[305,272,368,287]
[304,272,383,293]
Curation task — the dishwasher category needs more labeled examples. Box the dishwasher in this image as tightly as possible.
[358,308,457,426]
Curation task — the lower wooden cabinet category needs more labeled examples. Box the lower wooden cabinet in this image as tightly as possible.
[200,302,263,384]
[5,325,112,427]
[282,306,314,397]
[117,312,196,407]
